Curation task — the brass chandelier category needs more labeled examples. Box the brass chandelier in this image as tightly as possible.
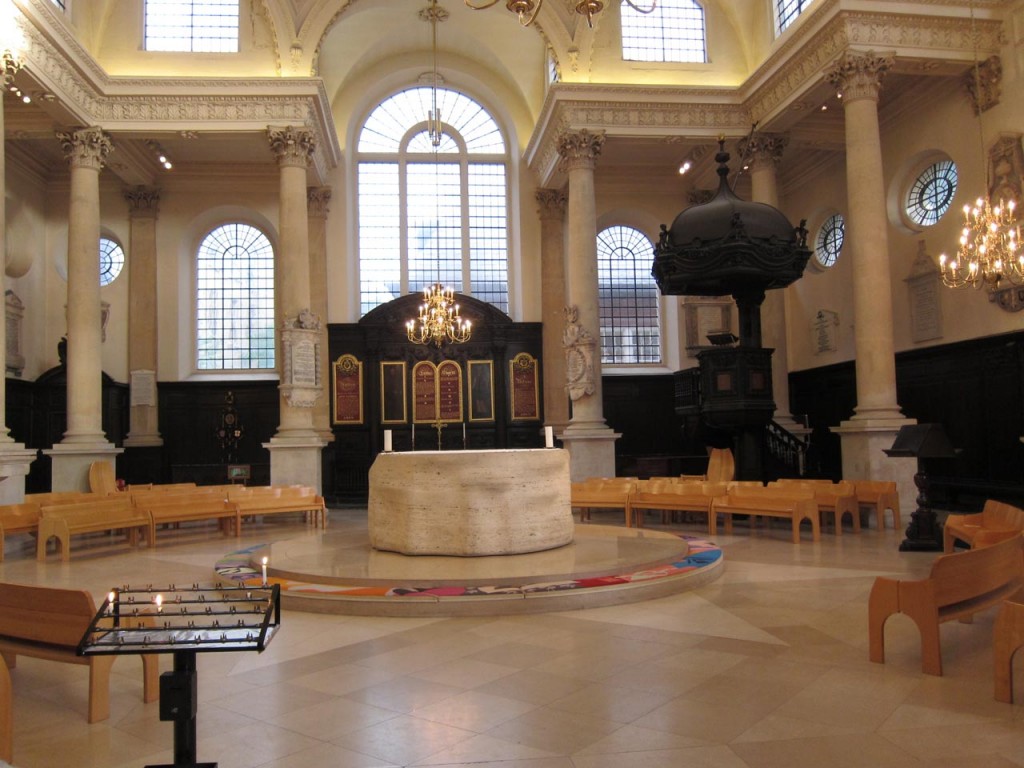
[406,284,472,347]
[465,0,656,28]
[938,1,1023,291]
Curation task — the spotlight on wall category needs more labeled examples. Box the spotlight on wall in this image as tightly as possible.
[145,139,173,170]
[678,159,692,175]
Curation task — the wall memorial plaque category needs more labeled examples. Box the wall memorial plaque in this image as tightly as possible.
[510,352,539,421]
[437,360,463,422]
[333,354,363,424]
[380,361,407,424]
[130,369,157,408]
[812,309,839,355]
[413,361,438,423]
[468,360,494,422]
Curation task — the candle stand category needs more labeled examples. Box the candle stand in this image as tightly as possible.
[77,582,281,768]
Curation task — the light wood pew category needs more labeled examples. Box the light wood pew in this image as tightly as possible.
[0,582,158,723]
[24,491,95,507]
[943,500,1024,553]
[868,533,1024,676]
[628,479,726,532]
[0,642,9,764]
[0,503,41,563]
[569,478,636,525]
[711,484,820,543]
[227,485,327,528]
[854,480,901,530]
[772,479,860,535]
[37,497,149,561]
[88,460,119,495]
[131,493,243,547]
[994,588,1024,703]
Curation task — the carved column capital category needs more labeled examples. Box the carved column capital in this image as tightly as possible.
[964,55,1002,115]
[307,186,332,219]
[556,129,605,174]
[737,133,789,171]
[267,125,316,168]
[535,188,568,220]
[56,126,113,170]
[824,51,894,102]
[123,186,161,218]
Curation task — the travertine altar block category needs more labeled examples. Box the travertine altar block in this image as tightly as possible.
[368,449,574,556]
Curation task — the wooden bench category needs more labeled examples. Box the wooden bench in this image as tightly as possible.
[772,479,860,535]
[868,533,1024,676]
[628,480,726,532]
[0,643,9,763]
[0,503,41,563]
[131,493,242,546]
[569,478,635,525]
[228,485,327,528]
[0,582,158,723]
[994,588,1024,703]
[943,500,1024,553]
[710,485,820,543]
[854,480,901,530]
[37,497,150,561]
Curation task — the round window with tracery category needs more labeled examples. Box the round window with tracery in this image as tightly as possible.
[100,237,125,286]
[905,159,958,227]
[814,213,844,269]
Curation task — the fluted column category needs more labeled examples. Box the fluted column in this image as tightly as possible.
[308,186,333,441]
[556,129,619,479]
[738,133,806,435]
[123,187,163,447]
[264,127,325,491]
[536,187,570,433]
[825,53,915,512]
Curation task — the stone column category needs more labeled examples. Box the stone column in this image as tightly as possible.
[45,127,122,491]
[123,187,163,448]
[536,187,570,434]
[263,126,325,492]
[556,129,619,480]
[0,55,36,502]
[307,186,334,441]
[825,53,915,508]
[738,133,807,437]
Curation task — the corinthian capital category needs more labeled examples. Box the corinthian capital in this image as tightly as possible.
[267,125,316,167]
[737,133,788,170]
[535,188,568,220]
[124,186,161,217]
[557,129,605,173]
[824,51,895,102]
[56,127,113,170]
[307,186,332,219]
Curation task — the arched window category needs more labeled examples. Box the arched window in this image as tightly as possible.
[99,237,125,286]
[195,223,275,370]
[357,87,509,316]
[776,0,814,34]
[621,0,706,63]
[597,225,661,364]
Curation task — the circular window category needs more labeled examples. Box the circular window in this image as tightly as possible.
[814,213,845,269]
[905,159,958,227]
[99,237,125,286]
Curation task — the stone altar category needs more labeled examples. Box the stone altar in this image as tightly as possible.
[368,448,574,556]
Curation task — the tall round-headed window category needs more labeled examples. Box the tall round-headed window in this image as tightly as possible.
[195,223,275,371]
[99,237,125,286]
[905,159,958,227]
[814,213,844,269]
[357,86,509,316]
[596,225,661,364]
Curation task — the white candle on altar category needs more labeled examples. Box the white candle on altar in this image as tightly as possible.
[545,426,554,448]
[261,556,268,586]
[384,429,393,453]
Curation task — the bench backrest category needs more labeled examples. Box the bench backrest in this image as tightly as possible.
[981,500,1024,528]
[40,497,138,518]
[88,460,118,495]
[0,583,95,646]
[929,533,1024,608]
[25,492,96,507]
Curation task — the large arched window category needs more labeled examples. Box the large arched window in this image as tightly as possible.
[597,225,661,364]
[196,223,275,370]
[621,0,706,63]
[357,87,509,316]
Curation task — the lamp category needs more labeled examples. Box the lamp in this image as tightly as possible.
[938,1,1023,292]
[421,0,447,147]
[406,283,472,347]
[465,0,656,29]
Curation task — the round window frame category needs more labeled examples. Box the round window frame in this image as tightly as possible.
[904,158,958,228]
[812,212,845,270]
[99,237,125,287]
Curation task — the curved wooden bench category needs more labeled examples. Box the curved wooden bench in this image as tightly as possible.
[0,582,158,723]
[943,500,1024,553]
[711,485,820,543]
[994,588,1024,703]
[569,478,635,525]
[869,533,1024,676]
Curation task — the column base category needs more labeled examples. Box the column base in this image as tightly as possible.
[0,443,37,504]
[833,417,917,531]
[123,434,164,448]
[42,442,123,492]
[559,424,620,481]
[263,436,326,494]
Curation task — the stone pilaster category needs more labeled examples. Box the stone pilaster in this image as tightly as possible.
[123,186,163,448]
[307,186,334,442]
[555,129,619,480]
[536,187,570,434]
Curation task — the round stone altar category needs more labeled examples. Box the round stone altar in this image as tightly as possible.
[368,448,574,556]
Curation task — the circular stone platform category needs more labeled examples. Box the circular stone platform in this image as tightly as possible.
[215,524,723,617]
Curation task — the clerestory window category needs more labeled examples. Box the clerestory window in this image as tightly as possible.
[621,0,707,63]
[776,0,814,35]
[145,0,239,53]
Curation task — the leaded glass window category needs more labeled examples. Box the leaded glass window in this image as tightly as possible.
[777,0,813,34]
[814,213,844,269]
[597,226,661,364]
[145,0,239,53]
[99,237,125,287]
[906,160,958,227]
[621,0,706,63]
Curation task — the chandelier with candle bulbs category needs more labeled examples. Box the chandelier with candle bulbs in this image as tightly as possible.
[938,0,1023,292]
[465,0,656,28]
[407,284,472,347]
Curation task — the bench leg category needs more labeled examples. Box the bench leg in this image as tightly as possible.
[914,616,944,676]
[0,658,11,764]
[994,599,1024,703]
[1,652,16,671]
[87,656,115,723]
[141,654,159,704]
[868,578,899,665]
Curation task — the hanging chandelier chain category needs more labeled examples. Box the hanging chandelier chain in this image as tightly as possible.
[465,0,656,28]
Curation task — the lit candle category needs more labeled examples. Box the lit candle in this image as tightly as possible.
[261,556,268,586]
[545,426,554,449]
[384,429,393,453]
[155,594,163,613]
[107,590,116,614]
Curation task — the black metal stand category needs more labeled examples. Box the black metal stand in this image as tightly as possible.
[899,470,944,552]
[146,650,214,768]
